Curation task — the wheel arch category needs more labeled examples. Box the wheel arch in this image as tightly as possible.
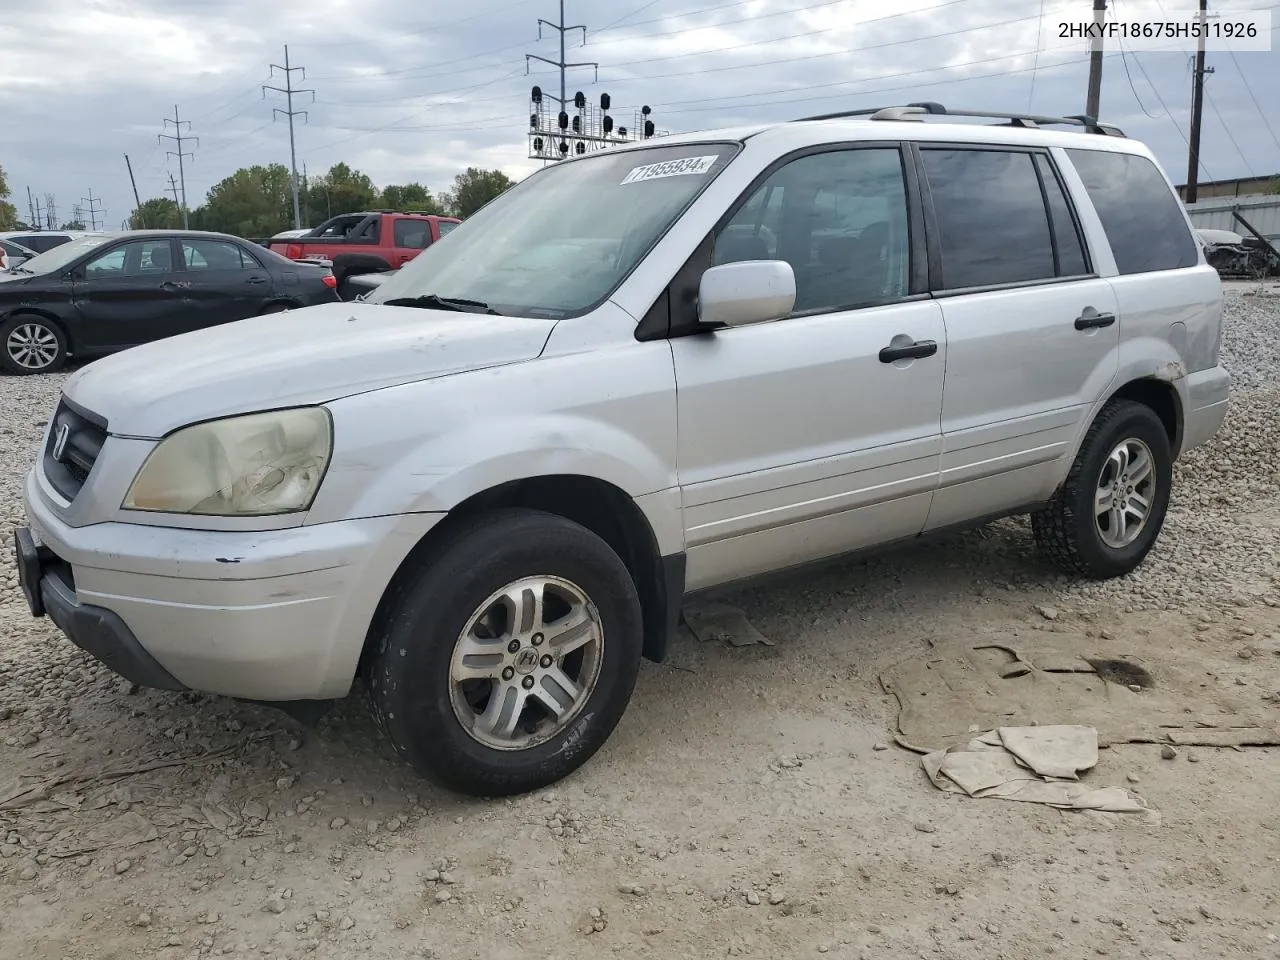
[1099,375,1184,459]
[359,474,683,677]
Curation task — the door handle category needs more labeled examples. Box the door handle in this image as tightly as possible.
[247,275,268,284]
[1074,310,1116,330]
[879,339,938,363]
[159,280,190,290]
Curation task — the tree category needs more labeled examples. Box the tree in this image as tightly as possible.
[60,220,86,230]
[193,164,295,237]
[441,167,515,219]
[0,164,18,231]
[130,197,181,230]
[318,163,379,217]
[380,182,444,214]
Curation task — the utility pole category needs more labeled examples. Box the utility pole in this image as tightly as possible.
[167,173,182,227]
[26,186,37,228]
[264,45,314,231]
[43,195,57,230]
[1184,0,1214,205]
[526,1,598,114]
[159,105,197,229]
[80,189,103,230]
[124,154,143,228]
[1085,0,1107,119]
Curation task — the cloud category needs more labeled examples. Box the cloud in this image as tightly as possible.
[1,0,1275,228]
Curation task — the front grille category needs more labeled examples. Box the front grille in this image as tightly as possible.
[43,398,108,502]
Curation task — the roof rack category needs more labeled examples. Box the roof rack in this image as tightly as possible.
[794,102,1126,137]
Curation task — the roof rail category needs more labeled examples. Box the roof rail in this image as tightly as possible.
[794,102,1126,137]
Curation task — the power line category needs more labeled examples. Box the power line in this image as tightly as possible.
[264,45,315,231]
[315,1,1061,110]
[1203,86,1254,176]
[1224,46,1280,151]
[1028,0,1045,110]
[158,106,197,229]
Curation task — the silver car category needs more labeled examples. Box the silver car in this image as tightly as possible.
[14,103,1229,797]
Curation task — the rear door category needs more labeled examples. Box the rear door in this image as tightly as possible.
[70,237,190,350]
[914,144,1120,530]
[178,237,275,328]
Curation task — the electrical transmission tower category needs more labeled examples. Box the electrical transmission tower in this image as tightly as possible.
[264,45,314,231]
[159,106,197,229]
[43,194,57,230]
[526,1,596,118]
[80,189,104,230]
[524,1,666,161]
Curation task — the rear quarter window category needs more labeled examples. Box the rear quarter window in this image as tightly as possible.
[1065,149,1198,275]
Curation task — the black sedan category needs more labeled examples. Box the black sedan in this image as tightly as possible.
[0,230,340,374]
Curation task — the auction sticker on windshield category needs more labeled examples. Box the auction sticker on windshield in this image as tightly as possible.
[620,155,720,184]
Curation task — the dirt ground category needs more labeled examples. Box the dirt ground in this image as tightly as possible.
[2,286,1279,960]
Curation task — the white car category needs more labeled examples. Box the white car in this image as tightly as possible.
[14,103,1229,797]
[0,238,39,272]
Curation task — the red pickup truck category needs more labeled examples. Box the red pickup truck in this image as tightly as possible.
[268,210,461,275]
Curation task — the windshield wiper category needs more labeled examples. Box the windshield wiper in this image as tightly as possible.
[381,293,500,315]
[11,266,34,275]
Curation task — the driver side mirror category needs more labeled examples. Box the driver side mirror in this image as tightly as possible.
[698,260,796,329]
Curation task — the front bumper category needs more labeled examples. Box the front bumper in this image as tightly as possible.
[15,526,185,690]
[20,467,443,701]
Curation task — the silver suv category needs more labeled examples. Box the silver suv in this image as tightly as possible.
[14,104,1229,797]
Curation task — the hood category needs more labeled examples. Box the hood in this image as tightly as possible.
[63,300,558,438]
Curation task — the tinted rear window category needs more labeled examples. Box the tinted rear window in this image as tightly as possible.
[1065,149,1198,275]
[920,148,1057,289]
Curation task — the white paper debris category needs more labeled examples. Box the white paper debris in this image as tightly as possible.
[921,725,1146,813]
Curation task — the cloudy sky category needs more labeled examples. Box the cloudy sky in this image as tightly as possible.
[2,0,1276,229]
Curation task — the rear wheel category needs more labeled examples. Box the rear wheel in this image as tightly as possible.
[1031,400,1172,579]
[1,315,67,375]
[365,508,644,797]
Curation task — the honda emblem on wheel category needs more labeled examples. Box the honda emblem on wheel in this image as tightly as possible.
[51,423,70,462]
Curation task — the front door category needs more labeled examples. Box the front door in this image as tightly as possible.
[671,145,947,591]
[178,237,275,328]
[71,237,189,351]
[913,145,1121,530]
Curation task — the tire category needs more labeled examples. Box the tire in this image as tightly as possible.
[1,315,67,375]
[259,302,292,315]
[365,508,644,797]
[1031,399,1173,579]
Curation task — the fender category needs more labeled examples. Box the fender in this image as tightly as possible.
[1066,334,1188,465]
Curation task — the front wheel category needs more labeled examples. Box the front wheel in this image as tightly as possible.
[1,316,67,375]
[365,508,644,797]
[1031,399,1173,579]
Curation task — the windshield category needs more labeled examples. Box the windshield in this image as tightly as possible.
[16,234,113,274]
[367,142,739,316]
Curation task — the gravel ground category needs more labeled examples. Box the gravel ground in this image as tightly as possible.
[2,283,1279,960]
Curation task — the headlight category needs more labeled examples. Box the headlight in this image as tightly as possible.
[122,407,332,516]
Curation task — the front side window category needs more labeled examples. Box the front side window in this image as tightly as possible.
[920,148,1060,290]
[713,148,911,314]
[83,239,175,277]
[366,143,740,317]
[1065,148,1198,275]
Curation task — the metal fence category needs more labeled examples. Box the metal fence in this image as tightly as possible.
[1185,194,1280,241]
